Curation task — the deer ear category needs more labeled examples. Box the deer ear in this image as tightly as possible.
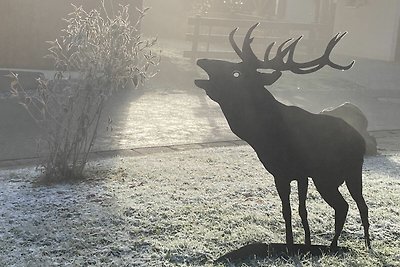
[260,71,282,86]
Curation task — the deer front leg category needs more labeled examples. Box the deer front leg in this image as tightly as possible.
[298,178,311,246]
[274,177,293,246]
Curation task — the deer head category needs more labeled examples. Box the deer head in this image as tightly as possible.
[195,23,354,103]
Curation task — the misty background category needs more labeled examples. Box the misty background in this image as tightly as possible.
[0,0,400,161]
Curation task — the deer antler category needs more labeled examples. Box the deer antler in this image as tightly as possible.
[229,23,260,64]
[229,24,355,74]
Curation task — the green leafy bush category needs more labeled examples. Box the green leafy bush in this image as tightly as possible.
[10,1,159,181]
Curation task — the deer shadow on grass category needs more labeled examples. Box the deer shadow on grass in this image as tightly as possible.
[214,242,349,265]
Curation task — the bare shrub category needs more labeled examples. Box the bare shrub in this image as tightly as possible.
[9,1,159,181]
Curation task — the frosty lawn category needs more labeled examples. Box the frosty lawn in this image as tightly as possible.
[0,146,399,266]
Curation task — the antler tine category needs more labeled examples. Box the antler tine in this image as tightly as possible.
[231,25,354,74]
[286,36,303,60]
[284,36,329,74]
[292,32,354,73]
[274,37,295,68]
[272,32,354,74]
[276,38,295,56]
[260,37,295,70]
[264,42,276,61]
[324,32,355,70]
[229,27,244,60]
[242,23,260,62]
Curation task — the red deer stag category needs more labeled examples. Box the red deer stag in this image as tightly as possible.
[195,24,371,249]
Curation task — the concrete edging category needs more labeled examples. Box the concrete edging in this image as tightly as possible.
[1,129,399,169]
[0,139,247,169]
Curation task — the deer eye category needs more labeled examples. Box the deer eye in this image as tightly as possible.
[232,71,241,78]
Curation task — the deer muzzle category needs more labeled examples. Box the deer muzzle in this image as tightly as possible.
[194,59,213,90]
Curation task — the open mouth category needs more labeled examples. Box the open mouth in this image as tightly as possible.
[194,79,209,89]
[194,59,211,89]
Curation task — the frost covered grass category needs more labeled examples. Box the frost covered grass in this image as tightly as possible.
[0,146,399,266]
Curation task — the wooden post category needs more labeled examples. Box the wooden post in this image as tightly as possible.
[327,0,337,36]
[396,17,400,62]
[314,0,322,23]
[276,0,287,19]
[318,0,336,37]
[191,15,201,61]
[206,26,212,52]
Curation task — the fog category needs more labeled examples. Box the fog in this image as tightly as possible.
[0,0,399,161]
[0,1,400,265]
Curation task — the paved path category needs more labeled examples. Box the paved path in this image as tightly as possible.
[1,130,399,169]
[0,39,400,163]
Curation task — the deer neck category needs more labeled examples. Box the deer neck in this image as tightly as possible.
[220,85,282,144]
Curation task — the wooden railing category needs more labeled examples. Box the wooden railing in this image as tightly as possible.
[184,16,332,61]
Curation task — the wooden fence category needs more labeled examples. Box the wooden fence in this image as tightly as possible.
[184,15,333,61]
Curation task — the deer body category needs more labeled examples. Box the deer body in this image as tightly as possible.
[195,24,371,248]
[217,79,364,179]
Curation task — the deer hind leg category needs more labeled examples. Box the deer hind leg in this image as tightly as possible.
[314,181,349,248]
[274,177,293,246]
[298,178,311,246]
[346,167,371,249]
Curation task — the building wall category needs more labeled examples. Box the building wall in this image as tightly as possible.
[142,0,191,40]
[284,0,317,24]
[0,0,142,70]
[333,0,400,61]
